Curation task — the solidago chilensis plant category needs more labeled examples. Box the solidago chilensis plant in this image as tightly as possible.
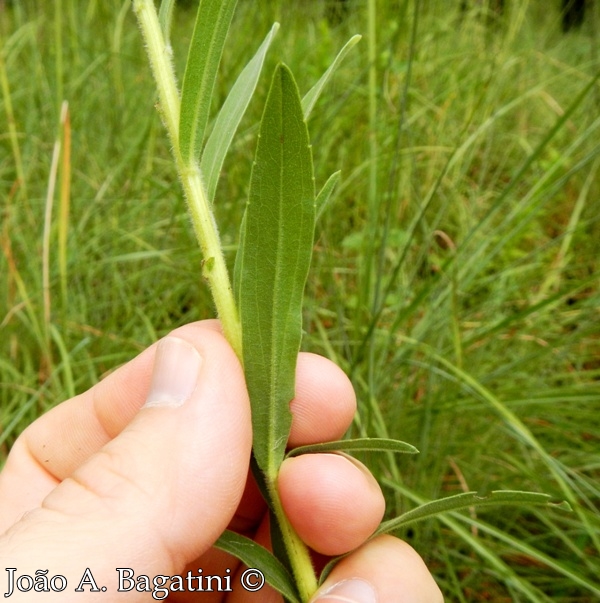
[132,1,570,601]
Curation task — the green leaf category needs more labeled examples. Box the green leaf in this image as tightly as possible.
[320,490,571,585]
[214,530,300,603]
[286,437,418,458]
[301,34,361,119]
[382,481,599,600]
[158,0,175,39]
[315,170,340,221]
[236,64,315,478]
[201,22,279,204]
[179,0,237,163]
[375,490,572,536]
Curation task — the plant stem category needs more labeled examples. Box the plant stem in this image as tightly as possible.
[134,4,316,599]
[267,478,318,603]
[132,0,242,359]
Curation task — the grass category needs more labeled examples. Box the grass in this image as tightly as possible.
[1,0,599,600]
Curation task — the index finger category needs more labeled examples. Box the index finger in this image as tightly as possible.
[0,320,356,531]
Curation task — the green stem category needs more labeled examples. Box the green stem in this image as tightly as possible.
[267,477,318,603]
[133,3,315,599]
[132,0,242,359]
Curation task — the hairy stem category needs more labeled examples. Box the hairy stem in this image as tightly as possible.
[132,0,242,359]
[133,3,316,599]
[267,477,318,602]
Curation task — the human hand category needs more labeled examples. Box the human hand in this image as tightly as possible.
[0,320,442,602]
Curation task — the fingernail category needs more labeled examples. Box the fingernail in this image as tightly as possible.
[312,578,378,603]
[144,337,202,408]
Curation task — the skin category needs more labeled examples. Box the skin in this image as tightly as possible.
[0,320,443,602]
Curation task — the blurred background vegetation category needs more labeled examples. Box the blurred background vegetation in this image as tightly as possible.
[1,0,599,600]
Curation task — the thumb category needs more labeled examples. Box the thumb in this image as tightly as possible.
[310,536,444,603]
[2,332,251,587]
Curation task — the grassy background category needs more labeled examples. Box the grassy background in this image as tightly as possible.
[1,0,599,600]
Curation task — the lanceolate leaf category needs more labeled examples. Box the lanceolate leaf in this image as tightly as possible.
[375,490,571,536]
[301,34,361,119]
[236,64,315,478]
[201,22,279,204]
[320,490,570,585]
[286,437,418,458]
[315,170,340,221]
[179,0,237,163]
[215,530,300,603]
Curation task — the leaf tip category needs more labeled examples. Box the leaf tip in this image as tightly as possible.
[551,500,572,512]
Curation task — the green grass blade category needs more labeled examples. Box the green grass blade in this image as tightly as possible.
[376,490,570,535]
[301,34,361,119]
[457,70,600,275]
[179,0,237,163]
[455,515,600,598]
[534,158,598,301]
[237,63,315,478]
[201,22,279,204]
[287,437,418,457]
[49,324,75,400]
[395,335,600,556]
[215,530,300,603]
